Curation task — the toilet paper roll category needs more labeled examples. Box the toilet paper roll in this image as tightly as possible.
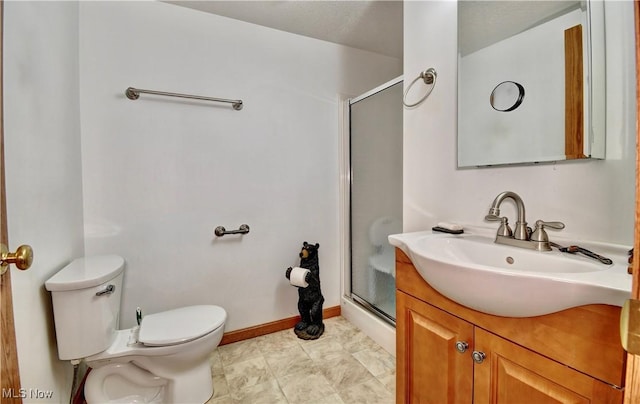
[289,267,310,288]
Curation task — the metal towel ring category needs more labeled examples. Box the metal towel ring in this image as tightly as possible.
[403,68,437,107]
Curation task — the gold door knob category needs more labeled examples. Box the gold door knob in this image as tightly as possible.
[0,244,33,273]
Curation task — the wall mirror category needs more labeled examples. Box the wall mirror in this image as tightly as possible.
[457,1,605,167]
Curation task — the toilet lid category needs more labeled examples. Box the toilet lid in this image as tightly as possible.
[138,305,226,347]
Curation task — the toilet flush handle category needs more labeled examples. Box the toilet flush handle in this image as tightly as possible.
[95,284,115,296]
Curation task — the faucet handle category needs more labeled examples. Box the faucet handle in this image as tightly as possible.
[486,215,513,237]
[535,220,565,230]
[530,220,565,243]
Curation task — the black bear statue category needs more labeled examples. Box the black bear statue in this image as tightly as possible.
[285,241,325,340]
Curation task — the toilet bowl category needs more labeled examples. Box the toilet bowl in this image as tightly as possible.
[85,305,226,403]
[84,363,167,403]
[45,255,227,404]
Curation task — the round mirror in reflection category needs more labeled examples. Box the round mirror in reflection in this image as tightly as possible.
[490,81,525,112]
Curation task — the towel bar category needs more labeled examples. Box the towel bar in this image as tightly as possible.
[214,224,250,237]
[125,87,243,110]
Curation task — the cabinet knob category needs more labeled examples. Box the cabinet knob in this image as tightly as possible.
[472,350,486,364]
[455,341,469,353]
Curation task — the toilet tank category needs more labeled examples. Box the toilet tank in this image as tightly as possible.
[45,255,125,361]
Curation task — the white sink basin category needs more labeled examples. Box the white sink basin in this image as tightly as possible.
[389,230,631,317]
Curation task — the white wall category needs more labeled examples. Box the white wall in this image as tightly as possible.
[404,1,636,246]
[4,2,84,401]
[2,0,400,396]
[79,1,401,331]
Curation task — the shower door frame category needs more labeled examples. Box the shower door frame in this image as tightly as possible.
[340,76,403,326]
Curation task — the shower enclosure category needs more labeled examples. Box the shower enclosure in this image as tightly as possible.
[348,77,403,323]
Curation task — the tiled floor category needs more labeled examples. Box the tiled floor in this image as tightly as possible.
[208,316,396,404]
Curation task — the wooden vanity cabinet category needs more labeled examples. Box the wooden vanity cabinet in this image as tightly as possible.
[396,249,625,404]
[397,290,474,403]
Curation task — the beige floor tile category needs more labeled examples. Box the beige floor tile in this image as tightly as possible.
[212,373,230,399]
[337,378,395,404]
[308,393,345,404]
[279,370,337,403]
[207,395,238,404]
[213,316,396,403]
[218,339,263,366]
[231,380,288,404]
[224,357,275,392]
[264,345,316,378]
[316,351,374,390]
[256,329,300,352]
[339,329,381,354]
[352,347,396,377]
[376,368,396,395]
[210,349,224,376]
[323,317,357,335]
[300,336,346,361]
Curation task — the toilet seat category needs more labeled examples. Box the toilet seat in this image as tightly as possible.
[139,305,226,347]
[86,305,227,362]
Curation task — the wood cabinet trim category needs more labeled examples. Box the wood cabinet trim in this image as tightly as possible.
[564,24,585,159]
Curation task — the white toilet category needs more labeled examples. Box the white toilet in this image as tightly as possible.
[45,255,227,403]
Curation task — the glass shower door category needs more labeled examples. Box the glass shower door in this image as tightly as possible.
[349,78,403,323]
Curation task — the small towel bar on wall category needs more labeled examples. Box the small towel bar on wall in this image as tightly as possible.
[125,87,243,110]
[214,224,250,237]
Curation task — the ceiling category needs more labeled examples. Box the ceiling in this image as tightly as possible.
[459,1,580,55]
[166,1,404,59]
[166,1,577,61]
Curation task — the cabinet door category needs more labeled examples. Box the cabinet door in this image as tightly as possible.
[397,291,474,404]
[473,328,622,404]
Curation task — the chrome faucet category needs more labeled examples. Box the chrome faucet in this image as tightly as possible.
[485,191,564,251]
[486,191,528,240]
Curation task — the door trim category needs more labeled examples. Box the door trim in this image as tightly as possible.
[624,1,640,401]
[0,1,23,400]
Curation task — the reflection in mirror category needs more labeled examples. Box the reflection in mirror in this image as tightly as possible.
[457,1,605,167]
[490,81,525,112]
